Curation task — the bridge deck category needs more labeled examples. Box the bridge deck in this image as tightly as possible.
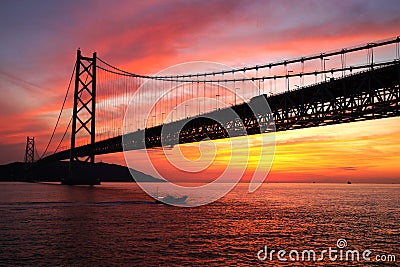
[39,62,399,163]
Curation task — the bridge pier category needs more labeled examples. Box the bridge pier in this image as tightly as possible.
[61,161,100,185]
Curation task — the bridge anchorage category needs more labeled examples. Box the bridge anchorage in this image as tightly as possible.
[35,36,400,186]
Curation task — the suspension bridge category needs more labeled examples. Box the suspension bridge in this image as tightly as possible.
[25,36,400,184]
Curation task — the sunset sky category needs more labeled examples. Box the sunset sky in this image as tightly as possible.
[0,0,399,183]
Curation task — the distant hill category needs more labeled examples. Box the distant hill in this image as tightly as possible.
[0,161,165,183]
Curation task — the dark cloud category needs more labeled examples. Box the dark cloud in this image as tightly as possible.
[340,166,357,171]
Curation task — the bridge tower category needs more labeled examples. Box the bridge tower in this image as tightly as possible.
[62,49,100,185]
[24,136,35,164]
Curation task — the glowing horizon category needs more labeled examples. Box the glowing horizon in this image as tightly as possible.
[95,116,400,184]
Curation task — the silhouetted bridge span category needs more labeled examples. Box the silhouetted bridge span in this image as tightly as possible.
[28,36,400,184]
[40,61,400,163]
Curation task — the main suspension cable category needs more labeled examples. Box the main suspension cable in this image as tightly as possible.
[98,36,399,79]
[40,64,76,158]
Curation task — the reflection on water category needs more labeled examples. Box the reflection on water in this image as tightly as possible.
[0,182,398,266]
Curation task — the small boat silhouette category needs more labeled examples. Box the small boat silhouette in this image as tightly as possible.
[347,181,352,184]
[154,188,188,204]
[155,195,188,204]
[162,195,188,204]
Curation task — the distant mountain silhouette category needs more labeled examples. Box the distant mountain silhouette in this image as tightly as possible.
[0,161,164,183]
